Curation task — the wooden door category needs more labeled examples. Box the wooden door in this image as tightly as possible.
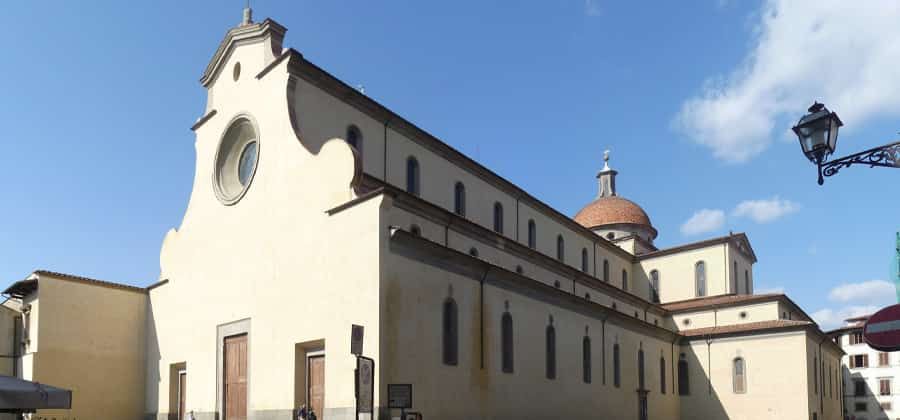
[224,334,248,420]
[177,370,186,420]
[307,355,325,418]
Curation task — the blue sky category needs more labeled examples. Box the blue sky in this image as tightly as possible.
[1,0,898,329]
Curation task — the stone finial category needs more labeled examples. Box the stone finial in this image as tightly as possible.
[597,149,617,198]
[241,2,254,26]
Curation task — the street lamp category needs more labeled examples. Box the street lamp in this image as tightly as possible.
[793,102,900,184]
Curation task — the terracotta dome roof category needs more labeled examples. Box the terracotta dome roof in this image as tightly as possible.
[574,196,654,231]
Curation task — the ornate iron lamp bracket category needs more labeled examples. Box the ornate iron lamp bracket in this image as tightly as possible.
[817,140,900,184]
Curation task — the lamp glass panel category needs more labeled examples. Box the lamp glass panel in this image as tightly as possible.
[827,117,840,152]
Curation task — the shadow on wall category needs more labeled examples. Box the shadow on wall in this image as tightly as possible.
[679,347,730,420]
[846,367,889,419]
[145,303,161,419]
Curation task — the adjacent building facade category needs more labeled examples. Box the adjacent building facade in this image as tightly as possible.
[830,316,900,420]
[2,8,845,420]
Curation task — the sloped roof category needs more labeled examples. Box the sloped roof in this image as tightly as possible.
[661,293,783,312]
[680,319,813,338]
[3,270,146,298]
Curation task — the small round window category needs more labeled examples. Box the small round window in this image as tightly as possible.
[214,116,259,204]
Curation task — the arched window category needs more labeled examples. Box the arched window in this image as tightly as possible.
[453,182,466,216]
[501,312,514,373]
[468,247,479,258]
[581,248,589,273]
[695,261,707,297]
[583,336,592,383]
[493,202,504,234]
[733,357,746,393]
[613,343,621,387]
[442,298,458,366]
[650,270,660,303]
[660,357,667,394]
[346,125,362,157]
[545,323,556,380]
[556,235,565,262]
[744,270,750,294]
[678,354,690,395]
[406,157,420,196]
[622,270,628,291]
[410,224,421,236]
[638,348,646,390]
[732,261,738,294]
[527,220,537,249]
[603,260,609,282]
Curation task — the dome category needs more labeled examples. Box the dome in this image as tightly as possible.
[574,196,654,232]
[577,150,658,241]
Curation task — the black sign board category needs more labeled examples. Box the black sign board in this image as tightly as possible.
[387,384,413,409]
[356,356,374,418]
[351,324,365,356]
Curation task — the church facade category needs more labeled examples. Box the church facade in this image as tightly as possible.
[3,10,844,420]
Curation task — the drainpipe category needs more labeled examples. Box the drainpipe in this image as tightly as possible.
[444,218,453,247]
[671,337,678,396]
[706,335,713,395]
[601,318,607,385]
[479,266,491,370]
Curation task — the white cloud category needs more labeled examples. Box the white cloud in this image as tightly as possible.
[811,279,897,330]
[732,196,799,223]
[812,306,881,331]
[756,285,785,295]
[680,209,725,236]
[828,279,896,304]
[584,0,602,16]
[674,1,900,162]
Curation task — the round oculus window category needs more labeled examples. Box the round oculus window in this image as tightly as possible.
[214,117,259,204]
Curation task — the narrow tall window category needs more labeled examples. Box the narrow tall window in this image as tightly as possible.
[556,235,565,262]
[678,354,690,395]
[581,248,589,273]
[583,336,592,383]
[744,270,750,294]
[545,324,556,380]
[406,157,420,196]
[660,357,667,394]
[501,312,514,373]
[650,270,660,303]
[695,261,707,297]
[527,220,536,249]
[622,270,628,291]
[613,343,621,388]
[493,202,504,234]
[638,348,646,390]
[453,182,466,216]
[603,260,609,282]
[442,298,458,366]
[733,261,738,293]
[733,357,746,393]
[346,125,362,157]
[813,356,818,394]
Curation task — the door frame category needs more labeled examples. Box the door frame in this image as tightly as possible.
[176,369,187,420]
[216,319,251,419]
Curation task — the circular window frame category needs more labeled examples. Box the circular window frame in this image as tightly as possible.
[212,114,261,205]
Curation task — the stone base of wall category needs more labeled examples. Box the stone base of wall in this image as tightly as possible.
[147,406,360,420]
